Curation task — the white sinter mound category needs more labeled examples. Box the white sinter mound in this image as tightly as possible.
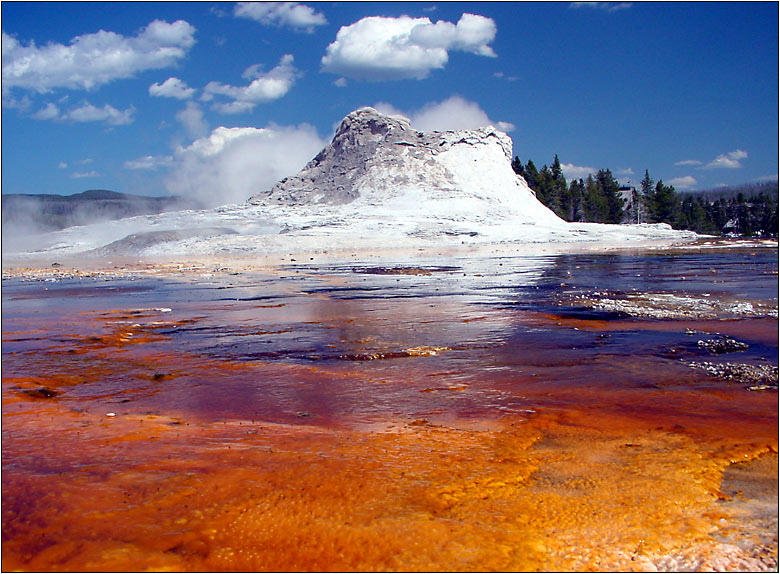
[9,107,697,259]
[248,107,561,226]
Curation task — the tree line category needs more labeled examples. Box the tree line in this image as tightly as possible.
[512,155,779,238]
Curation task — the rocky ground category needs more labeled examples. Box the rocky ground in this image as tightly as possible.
[688,362,779,391]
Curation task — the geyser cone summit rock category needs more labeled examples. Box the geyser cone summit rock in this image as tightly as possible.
[248,107,563,227]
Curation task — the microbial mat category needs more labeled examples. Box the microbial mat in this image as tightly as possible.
[2,245,777,571]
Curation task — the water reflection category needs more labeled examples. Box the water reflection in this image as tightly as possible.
[2,248,778,571]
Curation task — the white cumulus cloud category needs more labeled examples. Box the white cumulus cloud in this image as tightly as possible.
[321,13,497,80]
[374,95,512,133]
[412,96,507,132]
[150,77,196,99]
[372,101,406,118]
[704,149,747,169]
[203,55,298,113]
[668,175,697,189]
[165,123,326,207]
[234,2,327,31]
[2,20,196,93]
[561,162,596,180]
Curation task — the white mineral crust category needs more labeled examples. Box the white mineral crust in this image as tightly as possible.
[7,107,698,258]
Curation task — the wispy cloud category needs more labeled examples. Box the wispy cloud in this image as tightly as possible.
[321,13,497,81]
[202,55,299,114]
[66,102,135,125]
[70,170,99,179]
[32,102,60,120]
[234,2,327,32]
[32,101,135,125]
[703,149,747,169]
[2,94,32,111]
[674,159,702,166]
[124,155,174,170]
[570,2,633,12]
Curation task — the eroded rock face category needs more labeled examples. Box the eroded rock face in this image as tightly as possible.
[247,107,558,225]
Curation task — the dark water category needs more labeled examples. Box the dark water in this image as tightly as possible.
[2,247,777,428]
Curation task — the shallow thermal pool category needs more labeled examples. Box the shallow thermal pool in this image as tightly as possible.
[2,245,778,571]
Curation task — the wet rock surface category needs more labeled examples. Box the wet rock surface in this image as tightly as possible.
[352,265,460,276]
[698,337,750,354]
[689,362,779,390]
[576,291,778,320]
[19,386,60,399]
[713,453,779,571]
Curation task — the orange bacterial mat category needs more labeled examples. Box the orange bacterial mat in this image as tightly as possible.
[3,254,777,571]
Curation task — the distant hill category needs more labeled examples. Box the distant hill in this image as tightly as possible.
[2,189,200,233]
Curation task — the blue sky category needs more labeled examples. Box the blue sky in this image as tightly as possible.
[2,1,777,206]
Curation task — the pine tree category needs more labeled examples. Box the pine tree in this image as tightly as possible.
[511,156,525,178]
[638,169,654,224]
[648,180,680,225]
[524,160,540,193]
[568,179,585,222]
[514,157,780,236]
[695,196,718,234]
[680,196,715,234]
[734,193,754,236]
[596,169,625,224]
[583,174,607,222]
[764,195,779,237]
[550,154,570,219]
[536,165,556,210]
[755,192,779,237]
[708,198,729,233]
[630,188,641,224]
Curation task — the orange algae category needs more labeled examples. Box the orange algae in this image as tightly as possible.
[2,276,778,572]
[4,399,775,572]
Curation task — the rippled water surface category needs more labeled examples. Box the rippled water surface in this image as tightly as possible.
[2,246,778,571]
